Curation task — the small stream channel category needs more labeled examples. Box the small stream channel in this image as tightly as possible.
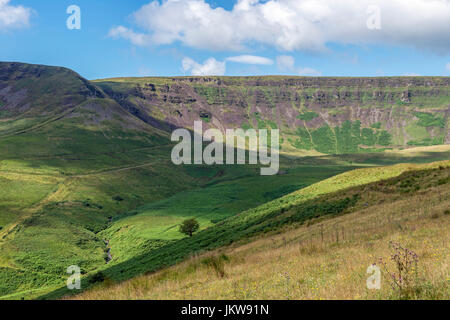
[103,217,113,264]
[104,240,112,263]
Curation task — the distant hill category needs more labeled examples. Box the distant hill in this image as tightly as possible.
[2,62,448,155]
[0,62,172,137]
[94,75,450,155]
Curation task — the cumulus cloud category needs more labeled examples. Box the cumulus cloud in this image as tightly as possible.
[182,55,276,76]
[276,55,321,76]
[298,67,322,76]
[226,55,273,65]
[182,57,226,76]
[402,73,421,76]
[446,63,450,71]
[276,55,295,71]
[109,0,450,54]
[108,26,150,46]
[0,0,32,31]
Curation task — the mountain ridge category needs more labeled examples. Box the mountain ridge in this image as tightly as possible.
[2,61,449,155]
[93,72,450,154]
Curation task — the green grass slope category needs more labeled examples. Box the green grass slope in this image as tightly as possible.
[98,165,351,263]
[73,163,450,300]
[40,159,450,300]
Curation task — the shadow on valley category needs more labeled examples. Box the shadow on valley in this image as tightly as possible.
[39,191,361,300]
[39,163,450,300]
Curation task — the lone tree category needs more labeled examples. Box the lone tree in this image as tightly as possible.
[179,218,200,237]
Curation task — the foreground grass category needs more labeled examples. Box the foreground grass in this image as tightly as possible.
[71,162,449,300]
[76,217,449,300]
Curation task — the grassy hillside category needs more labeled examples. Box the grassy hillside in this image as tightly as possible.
[2,143,449,299]
[72,161,450,300]
[98,146,450,265]
[97,165,352,263]
[38,159,449,300]
[0,62,449,300]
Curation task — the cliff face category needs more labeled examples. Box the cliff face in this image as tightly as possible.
[95,76,450,154]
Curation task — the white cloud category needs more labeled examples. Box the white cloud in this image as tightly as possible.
[108,26,150,46]
[446,63,450,71]
[276,55,320,76]
[402,73,421,76]
[181,55,273,76]
[226,55,273,65]
[0,0,32,31]
[109,0,450,54]
[298,67,322,76]
[276,55,295,71]
[182,57,226,76]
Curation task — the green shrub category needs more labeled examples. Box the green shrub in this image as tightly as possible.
[89,271,106,284]
[311,126,336,154]
[362,128,377,146]
[377,130,392,146]
[415,112,445,128]
[297,112,319,121]
[294,127,313,150]
[371,122,382,129]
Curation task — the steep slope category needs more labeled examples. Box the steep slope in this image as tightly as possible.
[73,162,450,300]
[41,160,449,300]
[94,76,450,154]
[0,62,170,138]
[92,147,450,266]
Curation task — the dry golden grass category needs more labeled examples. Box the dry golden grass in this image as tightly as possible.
[72,174,449,300]
[387,145,450,154]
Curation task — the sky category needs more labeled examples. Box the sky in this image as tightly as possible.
[0,0,449,79]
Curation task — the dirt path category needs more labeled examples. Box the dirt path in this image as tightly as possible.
[0,153,166,240]
[0,107,78,138]
[0,179,71,241]
[72,161,159,177]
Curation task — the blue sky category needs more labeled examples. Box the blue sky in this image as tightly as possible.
[1,0,449,79]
